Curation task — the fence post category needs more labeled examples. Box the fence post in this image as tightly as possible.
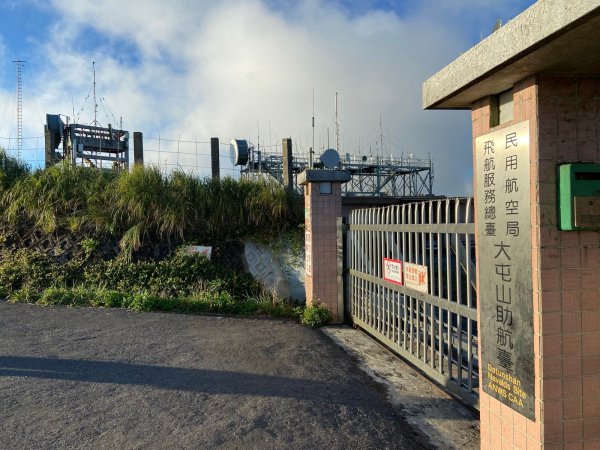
[133,132,144,167]
[211,137,220,179]
[298,170,351,323]
[44,125,54,168]
[282,138,293,191]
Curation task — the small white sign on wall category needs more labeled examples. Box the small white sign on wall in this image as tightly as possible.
[181,246,212,259]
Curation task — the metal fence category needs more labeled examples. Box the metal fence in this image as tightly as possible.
[346,198,478,407]
[0,135,239,176]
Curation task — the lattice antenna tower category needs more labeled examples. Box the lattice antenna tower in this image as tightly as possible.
[13,60,25,160]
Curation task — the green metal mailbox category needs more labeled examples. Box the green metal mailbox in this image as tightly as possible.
[558,163,600,231]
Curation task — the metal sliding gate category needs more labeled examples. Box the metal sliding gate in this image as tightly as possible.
[346,198,479,407]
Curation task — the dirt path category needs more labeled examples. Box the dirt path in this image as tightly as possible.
[0,301,432,449]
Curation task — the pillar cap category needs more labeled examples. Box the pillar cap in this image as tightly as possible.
[297,170,352,185]
[422,0,600,109]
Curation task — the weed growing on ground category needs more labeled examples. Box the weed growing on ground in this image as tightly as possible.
[8,284,305,320]
[300,303,331,327]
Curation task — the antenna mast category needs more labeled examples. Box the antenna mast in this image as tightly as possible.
[335,92,339,152]
[379,114,383,158]
[92,61,98,126]
[13,60,25,160]
[310,89,315,168]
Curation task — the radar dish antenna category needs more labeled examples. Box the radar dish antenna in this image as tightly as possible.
[320,148,340,168]
[230,139,249,166]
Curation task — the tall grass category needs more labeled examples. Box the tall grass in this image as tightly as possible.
[1,163,303,257]
[4,163,116,234]
[0,148,30,192]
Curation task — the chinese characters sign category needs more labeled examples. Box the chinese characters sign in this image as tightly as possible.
[403,263,428,294]
[383,258,403,285]
[475,121,534,420]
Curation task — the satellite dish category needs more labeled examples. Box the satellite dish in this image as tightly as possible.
[230,139,249,166]
[320,148,340,169]
[361,155,368,162]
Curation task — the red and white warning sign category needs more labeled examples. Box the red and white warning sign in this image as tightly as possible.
[383,258,403,285]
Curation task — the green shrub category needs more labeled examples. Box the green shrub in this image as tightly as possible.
[300,303,331,327]
[6,282,302,321]
[80,238,100,258]
[0,249,85,292]
[9,285,41,304]
[37,286,92,306]
[82,252,260,299]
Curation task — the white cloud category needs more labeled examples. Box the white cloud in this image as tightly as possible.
[4,0,538,194]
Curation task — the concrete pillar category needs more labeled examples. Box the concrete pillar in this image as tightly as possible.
[299,170,351,323]
[282,138,293,191]
[211,137,220,180]
[133,132,144,166]
[471,75,600,449]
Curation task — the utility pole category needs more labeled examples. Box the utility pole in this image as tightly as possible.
[13,60,25,160]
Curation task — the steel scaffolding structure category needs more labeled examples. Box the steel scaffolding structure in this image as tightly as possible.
[45,114,129,170]
[238,146,434,196]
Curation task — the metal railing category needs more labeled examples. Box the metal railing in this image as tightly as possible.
[346,198,478,407]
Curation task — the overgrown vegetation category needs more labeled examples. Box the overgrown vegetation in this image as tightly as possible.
[1,162,302,258]
[0,248,304,319]
[0,152,324,324]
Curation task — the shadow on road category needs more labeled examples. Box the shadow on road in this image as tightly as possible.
[0,355,474,421]
[0,355,366,406]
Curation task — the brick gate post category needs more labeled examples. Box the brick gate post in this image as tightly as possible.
[298,170,351,324]
[423,2,600,447]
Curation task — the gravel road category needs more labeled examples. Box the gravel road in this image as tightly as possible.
[0,301,432,449]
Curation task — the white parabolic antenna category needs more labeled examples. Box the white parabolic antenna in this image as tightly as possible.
[230,139,249,166]
[320,148,340,169]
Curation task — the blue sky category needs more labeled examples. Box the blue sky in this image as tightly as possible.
[0,0,537,194]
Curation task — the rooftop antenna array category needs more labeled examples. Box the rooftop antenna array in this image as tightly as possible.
[13,60,25,160]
